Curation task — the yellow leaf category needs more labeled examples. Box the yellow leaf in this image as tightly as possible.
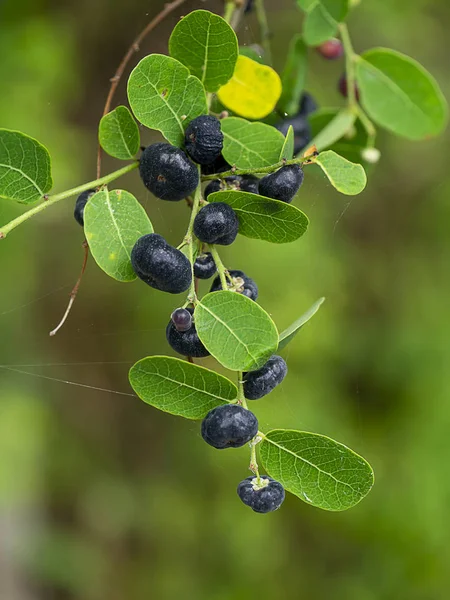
[217,55,282,120]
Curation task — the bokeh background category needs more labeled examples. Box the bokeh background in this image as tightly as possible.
[1,0,449,598]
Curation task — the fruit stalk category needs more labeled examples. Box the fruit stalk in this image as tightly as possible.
[208,245,228,290]
[201,155,314,181]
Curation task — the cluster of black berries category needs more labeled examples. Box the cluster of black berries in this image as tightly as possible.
[200,354,287,512]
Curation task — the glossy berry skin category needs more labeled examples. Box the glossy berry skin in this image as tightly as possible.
[237,476,285,513]
[201,405,258,449]
[259,165,304,203]
[201,154,231,176]
[316,38,344,60]
[166,307,210,357]
[139,143,198,201]
[171,308,192,332]
[194,252,217,279]
[210,270,258,301]
[275,115,312,155]
[74,189,96,226]
[185,115,224,165]
[204,175,259,200]
[131,233,191,294]
[243,355,287,400]
[193,202,239,246]
[338,73,360,101]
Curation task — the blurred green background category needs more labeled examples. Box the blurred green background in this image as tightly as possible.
[1,0,449,598]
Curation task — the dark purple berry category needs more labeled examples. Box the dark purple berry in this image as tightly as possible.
[74,189,96,226]
[275,115,312,154]
[201,154,231,176]
[259,165,304,203]
[316,38,344,60]
[171,308,192,332]
[299,92,318,117]
[338,74,360,101]
[185,115,224,166]
[193,252,217,279]
[210,270,258,301]
[193,202,239,246]
[166,307,210,357]
[131,233,191,294]
[204,175,259,200]
[139,143,198,201]
[237,476,285,513]
[243,355,287,400]
[201,405,258,449]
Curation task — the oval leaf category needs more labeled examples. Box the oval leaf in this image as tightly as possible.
[221,117,285,170]
[127,54,208,147]
[280,125,295,161]
[84,189,153,282]
[309,109,356,152]
[217,55,282,120]
[356,48,448,140]
[169,9,238,93]
[98,106,140,160]
[209,190,309,243]
[0,129,52,204]
[129,356,237,420]
[260,429,374,511]
[314,150,367,195]
[301,0,349,46]
[195,292,279,372]
[278,297,325,351]
[279,35,308,117]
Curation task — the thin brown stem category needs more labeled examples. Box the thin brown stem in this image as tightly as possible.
[96,0,188,179]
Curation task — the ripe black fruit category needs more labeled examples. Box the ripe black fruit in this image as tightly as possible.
[275,115,312,155]
[171,308,192,332]
[193,202,239,245]
[194,252,217,279]
[131,233,191,294]
[201,154,231,176]
[74,189,96,226]
[237,476,285,513]
[185,115,224,165]
[259,165,304,203]
[139,143,198,201]
[166,307,210,357]
[201,405,258,449]
[243,355,287,400]
[299,91,318,117]
[210,270,258,301]
[204,175,259,200]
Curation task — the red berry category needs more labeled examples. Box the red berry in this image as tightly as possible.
[338,74,360,102]
[317,39,344,60]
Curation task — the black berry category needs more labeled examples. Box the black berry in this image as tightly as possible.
[74,189,96,226]
[193,202,239,246]
[210,270,258,301]
[194,252,217,279]
[237,476,285,513]
[185,115,224,166]
[275,115,312,155]
[316,38,344,60]
[204,175,259,200]
[299,92,318,117]
[139,143,198,201]
[259,165,304,203]
[201,405,258,449]
[171,308,192,332]
[166,307,210,357]
[201,154,231,176]
[243,355,287,400]
[131,233,191,294]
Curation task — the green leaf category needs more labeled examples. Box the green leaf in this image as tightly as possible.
[309,109,356,152]
[98,106,140,160]
[208,190,309,243]
[169,10,238,93]
[309,109,369,164]
[313,150,367,195]
[221,117,285,170]
[278,35,307,116]
[129,356,237,420]
[239,45,265,65]
[0,129,52,204]
[84,189,153,282]
[302,0,349,46]
[278,297,325,351]
[127,54,207,147]
[280,125,295,160]
[260,429,374,511]
[195,292,279,371]
[355,48,447,140]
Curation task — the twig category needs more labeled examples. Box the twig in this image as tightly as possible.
[49,241,90,336]
[96,0,188,179]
